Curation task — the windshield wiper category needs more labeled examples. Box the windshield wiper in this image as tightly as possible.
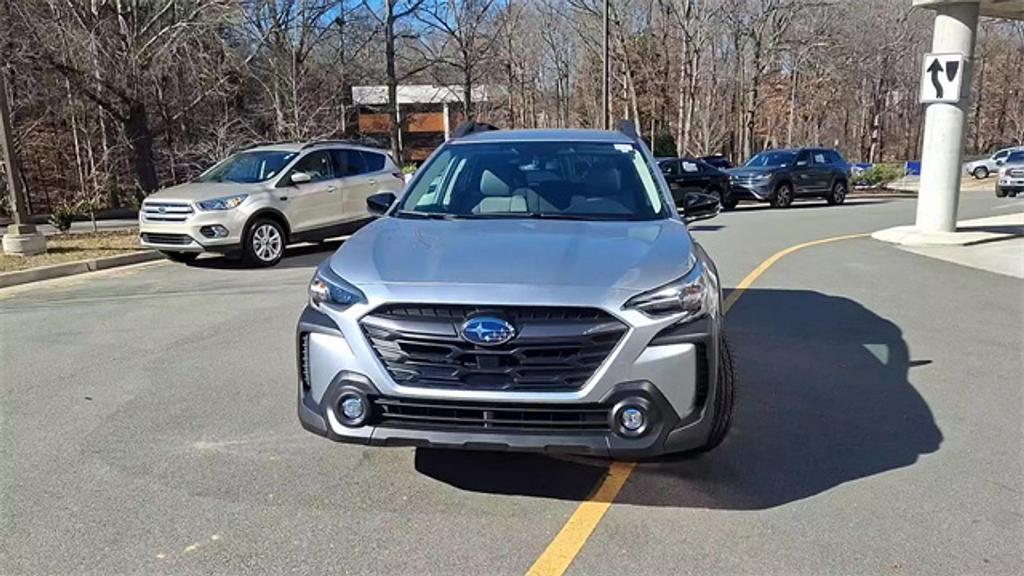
[393,210,456,220]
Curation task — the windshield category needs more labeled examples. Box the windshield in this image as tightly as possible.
[199,151,298,184]
[397,141,667,221]
[746,151,796,168]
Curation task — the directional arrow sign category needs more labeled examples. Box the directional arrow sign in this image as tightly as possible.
[920,53,965,104]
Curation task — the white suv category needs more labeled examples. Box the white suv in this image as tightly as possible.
[139,141,404,266]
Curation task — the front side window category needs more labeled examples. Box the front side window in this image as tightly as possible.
[199,151,297,184]
[398,141,668,221]
[994,150,1009,160]
[746,151,796,168]
[290,151,335,182]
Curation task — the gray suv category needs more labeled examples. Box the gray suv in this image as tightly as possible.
[296,124,735,457]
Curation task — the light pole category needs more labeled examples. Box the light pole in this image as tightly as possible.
[1,70,46,256]
[602,0,610,130]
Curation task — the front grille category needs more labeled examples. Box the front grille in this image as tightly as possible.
[141,232,194,246]
[361,305,627,391]
[1009,168,1024,178]
[141,201,194,222]
[372,397,610,432]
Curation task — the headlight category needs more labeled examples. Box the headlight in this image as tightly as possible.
[308,262,365,311]
[623,254,716,321]
[753,172,772,180]
[196,194,247,211]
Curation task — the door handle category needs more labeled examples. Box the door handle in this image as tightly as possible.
[368,178,377,185]
[326,186,337,193]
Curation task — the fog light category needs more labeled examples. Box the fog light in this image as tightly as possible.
[200,225,229,238]
[340,395,366,421]
[620,407,645,431]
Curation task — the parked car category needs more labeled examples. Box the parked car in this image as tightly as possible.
[296,123,735,458]
[139,141,404,266]
[658,157,734,209]
[727,147,851,208]
[995,150,1024,198]
[965,146,1024,180]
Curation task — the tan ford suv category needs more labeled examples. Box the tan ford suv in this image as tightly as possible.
[139,141,404,266]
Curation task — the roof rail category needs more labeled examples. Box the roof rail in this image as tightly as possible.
[616,120,639,141]
[300,137,388,150]
[451,121,499,139]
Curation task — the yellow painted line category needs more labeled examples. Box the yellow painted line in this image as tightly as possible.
[722,233,868,313]
[525,461,636,576]
[524,232,867,576]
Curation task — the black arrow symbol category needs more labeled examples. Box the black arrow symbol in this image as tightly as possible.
[927,59,945,99]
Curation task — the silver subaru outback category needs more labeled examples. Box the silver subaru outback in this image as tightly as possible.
[296,124,735,457]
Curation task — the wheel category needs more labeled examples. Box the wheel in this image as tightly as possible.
[973,166,989,179]
[1010,191,1019,198]
[826,179,848,205]
[995,187,1007,198]
[244,218,285,266]
[771,182,794,208]
[695,334,736,453]
[160,251,199,264]
[722,198,739,210]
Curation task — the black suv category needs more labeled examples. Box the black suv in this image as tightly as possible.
[727,148,851,208]
[658,157,734,209]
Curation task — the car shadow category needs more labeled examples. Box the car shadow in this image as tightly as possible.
[730,198,892,212]
[185,238,348,271]
[415,288,943,510]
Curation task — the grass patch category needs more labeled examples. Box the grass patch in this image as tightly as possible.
[0,229,144,273]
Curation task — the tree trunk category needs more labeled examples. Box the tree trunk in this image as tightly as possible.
[124,103,159,197]
[385,0,401,162]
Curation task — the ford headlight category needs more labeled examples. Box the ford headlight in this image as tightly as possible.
[624,254,716,321]
[197,194,247,211]
[309,262,365,311]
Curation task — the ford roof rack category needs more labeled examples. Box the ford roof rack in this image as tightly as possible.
[300,137,387,150]
[451,121,500,139]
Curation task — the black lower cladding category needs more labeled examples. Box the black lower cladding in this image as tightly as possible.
[360,304,627,392]
[373,397,610,432]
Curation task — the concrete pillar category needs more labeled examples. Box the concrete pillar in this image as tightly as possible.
[914,1,979,233]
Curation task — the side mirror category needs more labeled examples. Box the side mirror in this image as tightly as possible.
[682,192,720,224]
[290,171,312,184]
[995,160,1004,166]
[367,192,397,215]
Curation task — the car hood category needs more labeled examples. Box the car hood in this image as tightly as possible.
[329,217,694,292]
[143,181,270,203]
[727,167,777,178]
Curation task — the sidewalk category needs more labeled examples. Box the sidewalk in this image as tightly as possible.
[898,212,1024,279]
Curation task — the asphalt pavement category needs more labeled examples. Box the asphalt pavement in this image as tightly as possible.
[2,192,1021,575]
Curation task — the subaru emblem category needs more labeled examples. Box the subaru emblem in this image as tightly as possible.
[158,206,167,213]
[460,316,516,346]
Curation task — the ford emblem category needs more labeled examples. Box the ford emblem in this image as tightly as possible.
[461,316,516,346]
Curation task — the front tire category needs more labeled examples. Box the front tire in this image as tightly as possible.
[771,182,794,208]
[826,179,848,205]
[161,251,199,264]
[695,335,736,453]
[995,187,1007,198]
[973,166,989,179]
[244,218,285,267]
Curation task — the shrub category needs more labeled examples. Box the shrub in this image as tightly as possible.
[47,200,81,234]
[855,164,906,187]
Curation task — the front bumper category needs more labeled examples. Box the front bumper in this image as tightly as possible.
[138,205,247,254]
[296,300,722,457]
[728,180,773,201]
[997,176,1024,193]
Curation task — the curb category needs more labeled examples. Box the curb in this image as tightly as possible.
[0,251,163,289]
